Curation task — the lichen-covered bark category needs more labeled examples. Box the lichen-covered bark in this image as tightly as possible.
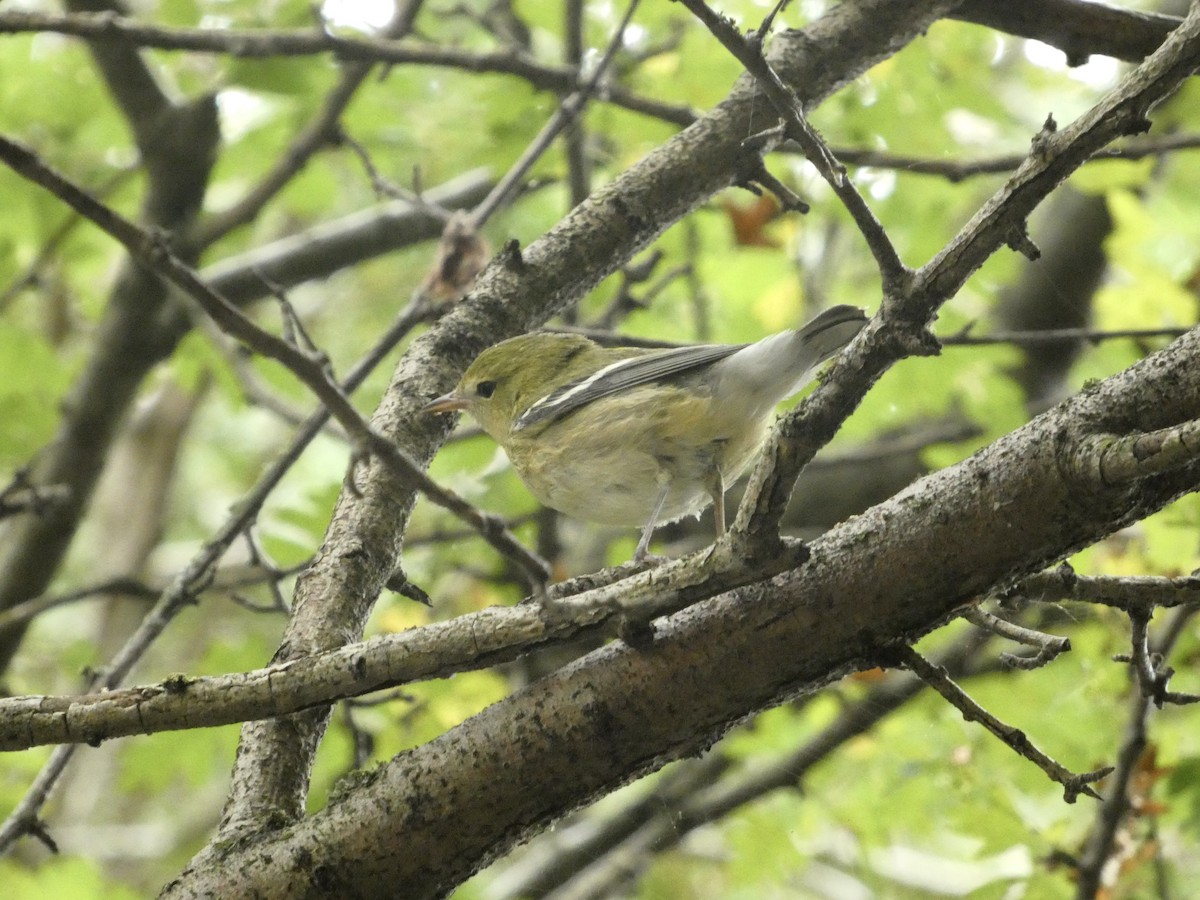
[162,320,1200,900]
[206,0,961,847]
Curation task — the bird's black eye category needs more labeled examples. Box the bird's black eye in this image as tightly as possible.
[475,380,497,399]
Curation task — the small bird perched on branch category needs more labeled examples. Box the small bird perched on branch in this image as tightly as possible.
[425,305,868,561]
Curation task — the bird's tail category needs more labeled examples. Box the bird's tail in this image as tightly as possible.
[794,304,869,367]
[713,305,868,417]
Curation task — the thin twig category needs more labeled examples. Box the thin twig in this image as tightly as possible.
[465,0,641,229]
[896,643,1112,802]
[0,11,696,127]
[1127,607,1165,702]
[1073,690,1152,898]
[832,132,1200,180]
[1074,602,1198,896]
[0,266,486,854]
[0,577,158,632]
[1012,566,1200,614]
[942,324,1191,346]
[192,0,426,248]
[677,0,908,287]
[0,134,550,592]
[963,606,1071,670]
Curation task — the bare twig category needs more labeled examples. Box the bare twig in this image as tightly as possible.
[963,606,1071,670]
[0,577,158,632]
[1074,603,1197,897]
[465,0,641,230]
[1116,608,1200,707]
[1127,607,1165,702]
[0,134,550,592]
[232,527,292,614]
[895,643,1112,802]
[562,0,592,219]
[834,132,1200,180]
[548,323,1191,352]
[0,11,696,127]
[677,0,908,287]
[1073,690,1153,898]
[942,324,1191,346]
[193,0,426,247]
[1012,565,1200,614]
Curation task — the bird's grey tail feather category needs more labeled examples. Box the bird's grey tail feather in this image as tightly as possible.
[795,304,869,364]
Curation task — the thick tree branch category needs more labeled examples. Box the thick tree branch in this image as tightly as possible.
[953,0,1180,65]
[162,313,1200,897]
[735,3,1200,542]
[196,0,963,855]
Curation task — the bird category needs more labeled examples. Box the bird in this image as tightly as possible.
[425,304,868,561]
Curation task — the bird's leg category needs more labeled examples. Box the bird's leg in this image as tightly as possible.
[708,467,726,538]
[634,482,670,562]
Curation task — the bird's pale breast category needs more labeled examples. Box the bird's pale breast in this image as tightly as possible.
[504,384,768,526]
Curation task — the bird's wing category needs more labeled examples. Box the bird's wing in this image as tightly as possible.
[515,343,743,430]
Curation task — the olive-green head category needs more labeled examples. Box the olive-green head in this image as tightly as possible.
[423,332,598,442]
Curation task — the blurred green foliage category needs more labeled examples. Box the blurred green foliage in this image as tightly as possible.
[1,0,1198,897]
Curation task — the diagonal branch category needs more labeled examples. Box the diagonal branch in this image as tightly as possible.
[0,135,551,592]
[158,318,1200,897]
[192,0,427,248]
[677,0,907,287]
[175,0,963,866]
[0,534,808,753]
[895,643,1112,801]
[735,1,1200,543]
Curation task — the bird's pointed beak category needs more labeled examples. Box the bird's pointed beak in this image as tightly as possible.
[423,391,470,414]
